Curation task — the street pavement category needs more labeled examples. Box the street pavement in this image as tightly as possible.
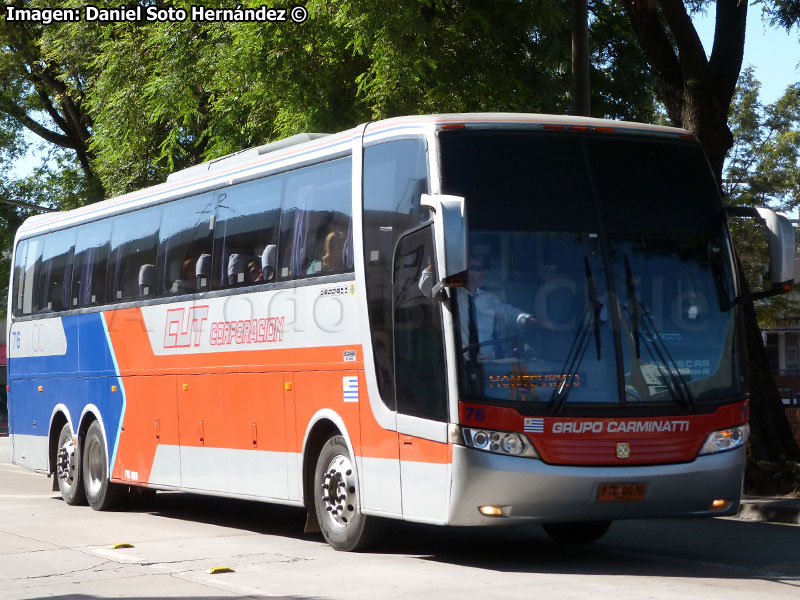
[1,432,800,600]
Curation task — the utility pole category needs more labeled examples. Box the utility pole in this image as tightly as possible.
[571,0,590,117]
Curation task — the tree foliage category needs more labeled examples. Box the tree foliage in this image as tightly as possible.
[724,67,800,328]
[0,0,661,200]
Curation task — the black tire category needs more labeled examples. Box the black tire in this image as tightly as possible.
[55,422,86,505]
[82,421,126,511]
[542,520,612,544]
[313,435,379,551]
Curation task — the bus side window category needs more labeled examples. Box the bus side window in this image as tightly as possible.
[392,225,447,422]
[362,138,430,410]
[72,220,112,308]
[108,206,161,302]
[157,193,215,296]
[211,178,282,290]
[36,228,76,313]
[279,157,353,280]
[20,237,42,316]
[11,240,28,317]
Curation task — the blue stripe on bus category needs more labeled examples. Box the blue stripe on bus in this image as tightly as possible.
[7,312,124,461]
[101,314,126,477]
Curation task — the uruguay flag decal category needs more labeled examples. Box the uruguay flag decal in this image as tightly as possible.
[343,376,359,402]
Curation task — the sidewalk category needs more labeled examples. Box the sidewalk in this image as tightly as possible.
[738,495,800,525]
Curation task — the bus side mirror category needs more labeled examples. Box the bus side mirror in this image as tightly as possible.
[421,194,467,291]
[727,206,795,299]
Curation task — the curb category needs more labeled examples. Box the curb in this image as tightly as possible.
[738,498,800,525]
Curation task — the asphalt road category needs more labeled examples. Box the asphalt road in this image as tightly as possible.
[1,436,798,600]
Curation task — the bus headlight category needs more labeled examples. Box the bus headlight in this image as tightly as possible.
[698,424,749,456]
[462,427,539,458]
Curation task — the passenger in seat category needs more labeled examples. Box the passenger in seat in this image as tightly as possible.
[171,257,197,294]
[321,231,345,272]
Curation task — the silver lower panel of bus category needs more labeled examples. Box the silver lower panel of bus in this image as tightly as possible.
[448,444,744,525]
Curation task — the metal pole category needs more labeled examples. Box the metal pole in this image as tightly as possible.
[571,0,590,117]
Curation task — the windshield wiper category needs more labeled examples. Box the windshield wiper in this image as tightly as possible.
[622,256,695,410]
[549,257,603,413]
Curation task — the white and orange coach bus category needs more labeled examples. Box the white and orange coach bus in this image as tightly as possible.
[6,114,795,550]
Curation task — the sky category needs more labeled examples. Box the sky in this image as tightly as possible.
[9,6,800,179]
[693,5,800,104]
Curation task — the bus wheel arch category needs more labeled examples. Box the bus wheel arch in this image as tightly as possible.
[301,418,341,532]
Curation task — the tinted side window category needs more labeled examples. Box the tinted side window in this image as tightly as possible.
[363,139,429,408]
[212,178,282,289]
[279,157,353,280]
[11,240,28,317]
[72,220,112,307]
[393,226,447,421]
[108,207,162,302]
[37,228,76,313]
[158,193,215,296]
[20,237,42,316]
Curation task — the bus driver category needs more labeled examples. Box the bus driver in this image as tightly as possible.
[458,256,539,362]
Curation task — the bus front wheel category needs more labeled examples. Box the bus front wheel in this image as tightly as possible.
[542,520,612,544]
[313,435,378,551]
[82,421,126,511]
[56,423,86,505]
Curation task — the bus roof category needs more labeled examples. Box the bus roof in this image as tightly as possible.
[16,113,693,240]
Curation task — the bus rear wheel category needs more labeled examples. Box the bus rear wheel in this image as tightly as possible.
[82,421,126,511]
[313,435,378,551]
[56,423,86,505]
[542,520,612,544]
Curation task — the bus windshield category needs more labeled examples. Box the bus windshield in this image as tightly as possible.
[439,130,742,410]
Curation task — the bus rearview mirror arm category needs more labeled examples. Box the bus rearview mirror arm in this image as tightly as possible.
[421,194,468,298]
[726,205,796,299]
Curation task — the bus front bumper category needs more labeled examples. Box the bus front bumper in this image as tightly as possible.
[448,444,745,526]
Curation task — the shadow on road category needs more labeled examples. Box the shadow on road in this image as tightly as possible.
[107,491,800,582]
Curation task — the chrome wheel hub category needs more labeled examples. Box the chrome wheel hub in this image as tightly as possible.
[56,439,76,484]
[320,454,357,527]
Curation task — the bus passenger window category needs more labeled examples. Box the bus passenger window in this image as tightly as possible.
[11,240,28,317]
[157,193,214,296]
[37,228,76,313]
[211,178,281,290]
[279,157,353,280]
[20,237,42,316]
[108,206,161,302]
[72,220,112,307]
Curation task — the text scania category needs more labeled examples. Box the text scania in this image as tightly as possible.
[552,420,690,434]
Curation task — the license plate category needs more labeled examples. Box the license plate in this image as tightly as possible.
[597,483,647,502]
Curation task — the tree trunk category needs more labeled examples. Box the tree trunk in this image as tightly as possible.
[740,275,800,493]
